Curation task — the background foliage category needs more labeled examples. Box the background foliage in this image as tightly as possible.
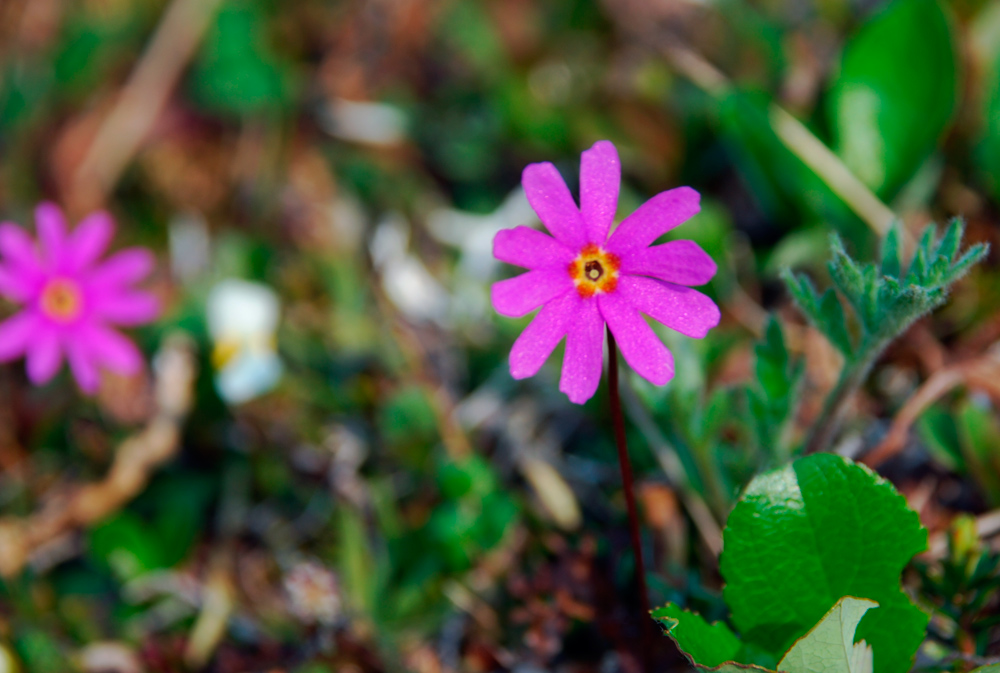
[1,0,1000,670]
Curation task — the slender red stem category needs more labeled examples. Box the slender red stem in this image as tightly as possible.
[606,329,653,669]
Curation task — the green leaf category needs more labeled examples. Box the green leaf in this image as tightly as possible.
[717,90,863,236]
[976,40,1000,200]
[956,399,1000,504]
[778,597,876,673]
[190,1,296,117]
[755,318,792,402]
[935,218,963,263]
[828,0,958,197]
[782,269,820,319]
[880,226,901,278]
[656,597,881,673]
[720,454,928,673]
[916,404,964,472]
[942,243,989,285]
[337,505,377,616]
[653,603,744,667]
[785,221,986,452]
[818,289,854,356]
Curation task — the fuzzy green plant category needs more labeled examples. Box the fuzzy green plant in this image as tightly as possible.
[781,219,988,454]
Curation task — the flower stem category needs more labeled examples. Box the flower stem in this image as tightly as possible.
[804,338,887,454]
[606,329,653,668]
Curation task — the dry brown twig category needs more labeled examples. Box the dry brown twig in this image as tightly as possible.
[0,333,197,578]
[68,0,224,212]
[863,350,1000,469]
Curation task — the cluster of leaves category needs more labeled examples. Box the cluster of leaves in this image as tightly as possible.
[649,224,990,670]
[745,317,803,465]
[655,454,927,673]
[784,221,987,368]
[920,400,1000,508]
[917,516,1000,657]
[782,221,987,451]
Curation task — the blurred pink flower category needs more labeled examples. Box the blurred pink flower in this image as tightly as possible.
[492,141,720,404]
[0,203,159,393]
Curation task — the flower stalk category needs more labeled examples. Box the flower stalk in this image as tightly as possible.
[607,329,653,667]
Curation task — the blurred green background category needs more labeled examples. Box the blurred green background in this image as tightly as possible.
[1,0,1000,670]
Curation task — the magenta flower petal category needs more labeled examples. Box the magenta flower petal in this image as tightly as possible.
[65,339,100,393]
[0,312,39,361]
[606,187,700,255]
[509,291,577,379]
[493,226,575,270]
[93,290,160,326]
[0,265,39,301]
[35,202,68,266]
[88,248,155,287]
[83,324,142,374]
[620,240,717,286]
[559,296,604,404]
[522,162,587,249]
[0,223,43,273]
[68,211,114,271]
[491,269,573,318]
[598,290,674,386]
[619,276,720,339]
[579,140,620,244]
[26,327,62,385]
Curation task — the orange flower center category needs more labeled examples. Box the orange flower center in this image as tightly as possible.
[568,244,620,298]
[40,278,83,322]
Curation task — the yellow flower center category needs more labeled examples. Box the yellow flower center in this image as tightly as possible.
[568,244,620,298]
[40,278,83,322]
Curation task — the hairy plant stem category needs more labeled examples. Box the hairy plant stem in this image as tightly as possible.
[606,330,653,668]
[804,339,888,454]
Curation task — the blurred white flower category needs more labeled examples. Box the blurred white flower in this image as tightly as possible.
[168,212,212,283]
[426,188,538,282]
[426,189,540,323]
[79,642,143,673]
[371,213,451,325]
[206,279,283,404]
[284,560,341,625]
[318,98,408,146]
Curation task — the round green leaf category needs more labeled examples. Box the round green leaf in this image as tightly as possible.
[827,0,958,197]
[720,454,928,673]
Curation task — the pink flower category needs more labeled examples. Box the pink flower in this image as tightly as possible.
[491,141,720,404]
[0,203,160,393]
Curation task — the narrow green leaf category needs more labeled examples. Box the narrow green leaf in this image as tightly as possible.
[942,243,989,285]
[956,400,1000,502]
[782,269,820,319]
[935,217,964,262]
[818,289,854,356]
[755,318,790,401]
[859,263,879,330]
[337,506,377,616]
[905,241,929,286]
[828,238,866,310]
[880,225,901,278]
